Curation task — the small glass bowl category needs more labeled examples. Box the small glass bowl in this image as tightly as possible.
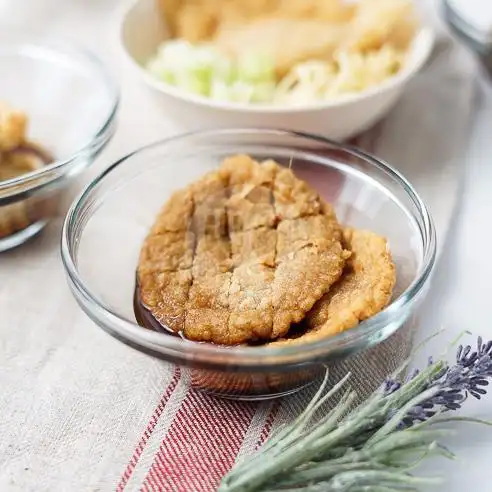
[61,129,436,400]
[0,28,119,251]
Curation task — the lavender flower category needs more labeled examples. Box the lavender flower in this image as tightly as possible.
[384,336,492,428]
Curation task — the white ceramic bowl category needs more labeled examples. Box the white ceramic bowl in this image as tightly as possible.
[119,0,434,141]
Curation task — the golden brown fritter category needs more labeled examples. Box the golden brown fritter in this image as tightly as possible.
[270,227,396,346]
[137,154,346,345]
[0,102,27,152]
[150,188,194,234]
[138,231,195,274]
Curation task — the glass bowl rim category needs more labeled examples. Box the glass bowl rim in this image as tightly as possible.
[61,128,436,367]
[0,28,120,193]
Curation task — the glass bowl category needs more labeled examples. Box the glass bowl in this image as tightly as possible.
[61,129,436,400]
[0,28,119,251]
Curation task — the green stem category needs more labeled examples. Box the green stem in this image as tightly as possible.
[328,469,442,488]
[366,387,440,446]
[270,461,390,488]
[225,375,352,483]
[220,391,358,492]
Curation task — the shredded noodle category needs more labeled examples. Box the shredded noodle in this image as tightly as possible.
[274,46,405,104]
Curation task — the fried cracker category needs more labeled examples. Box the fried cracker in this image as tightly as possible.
[191,171,229,237]
[184,308,231,343]
[272,237,347,337]
[192,235,232,276]
[189,273,231,309]
[273,166,325,219]
[276,214,342,256]
[345,0,417,52]
[214,17,346,77]
[225,154,276,231]
[271,228,395,346]
[227,185,275,231]
[137,154,346,345]
[229,263,275,340]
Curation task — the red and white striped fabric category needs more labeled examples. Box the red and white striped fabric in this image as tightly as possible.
[115,322,413,492]
[116,368,281,492]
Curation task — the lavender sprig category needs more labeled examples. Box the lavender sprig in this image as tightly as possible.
[220,336,492,492]
[386,336,492,428]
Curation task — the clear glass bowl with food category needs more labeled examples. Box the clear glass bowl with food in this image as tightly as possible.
[0,29,119,251]
[61,129,436,400]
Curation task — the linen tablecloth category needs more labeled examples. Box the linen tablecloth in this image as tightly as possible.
[0,1,479,490]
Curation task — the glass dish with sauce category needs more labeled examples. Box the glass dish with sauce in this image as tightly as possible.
[0,102,54,241]
[0,28,118,251]
[61,129,435,400]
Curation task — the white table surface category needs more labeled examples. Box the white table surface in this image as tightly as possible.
[2,1,492,490]
[413,77,492,490]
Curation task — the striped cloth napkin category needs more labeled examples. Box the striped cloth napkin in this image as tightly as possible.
[116,338,414,492]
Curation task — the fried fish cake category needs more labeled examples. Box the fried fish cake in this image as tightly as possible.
[270,227,395,346]
[137,154,347,345]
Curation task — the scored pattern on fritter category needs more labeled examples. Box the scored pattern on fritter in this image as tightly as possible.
[186,178,233,343]
[138,155,347,345]
[225,156,277,342]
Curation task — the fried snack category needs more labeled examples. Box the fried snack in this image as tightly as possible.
[276,0,355,23]
[0,102,27,152]
[156,0,183,38]
[0,148,45,181]
[0,103,52,239]
[137,155,348,345]
[270,227,395,346]
[0,202,31,238]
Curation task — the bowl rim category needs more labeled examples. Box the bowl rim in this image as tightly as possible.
[0,29,120,194]
[61,128,436,369]
[118,0,435,113]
